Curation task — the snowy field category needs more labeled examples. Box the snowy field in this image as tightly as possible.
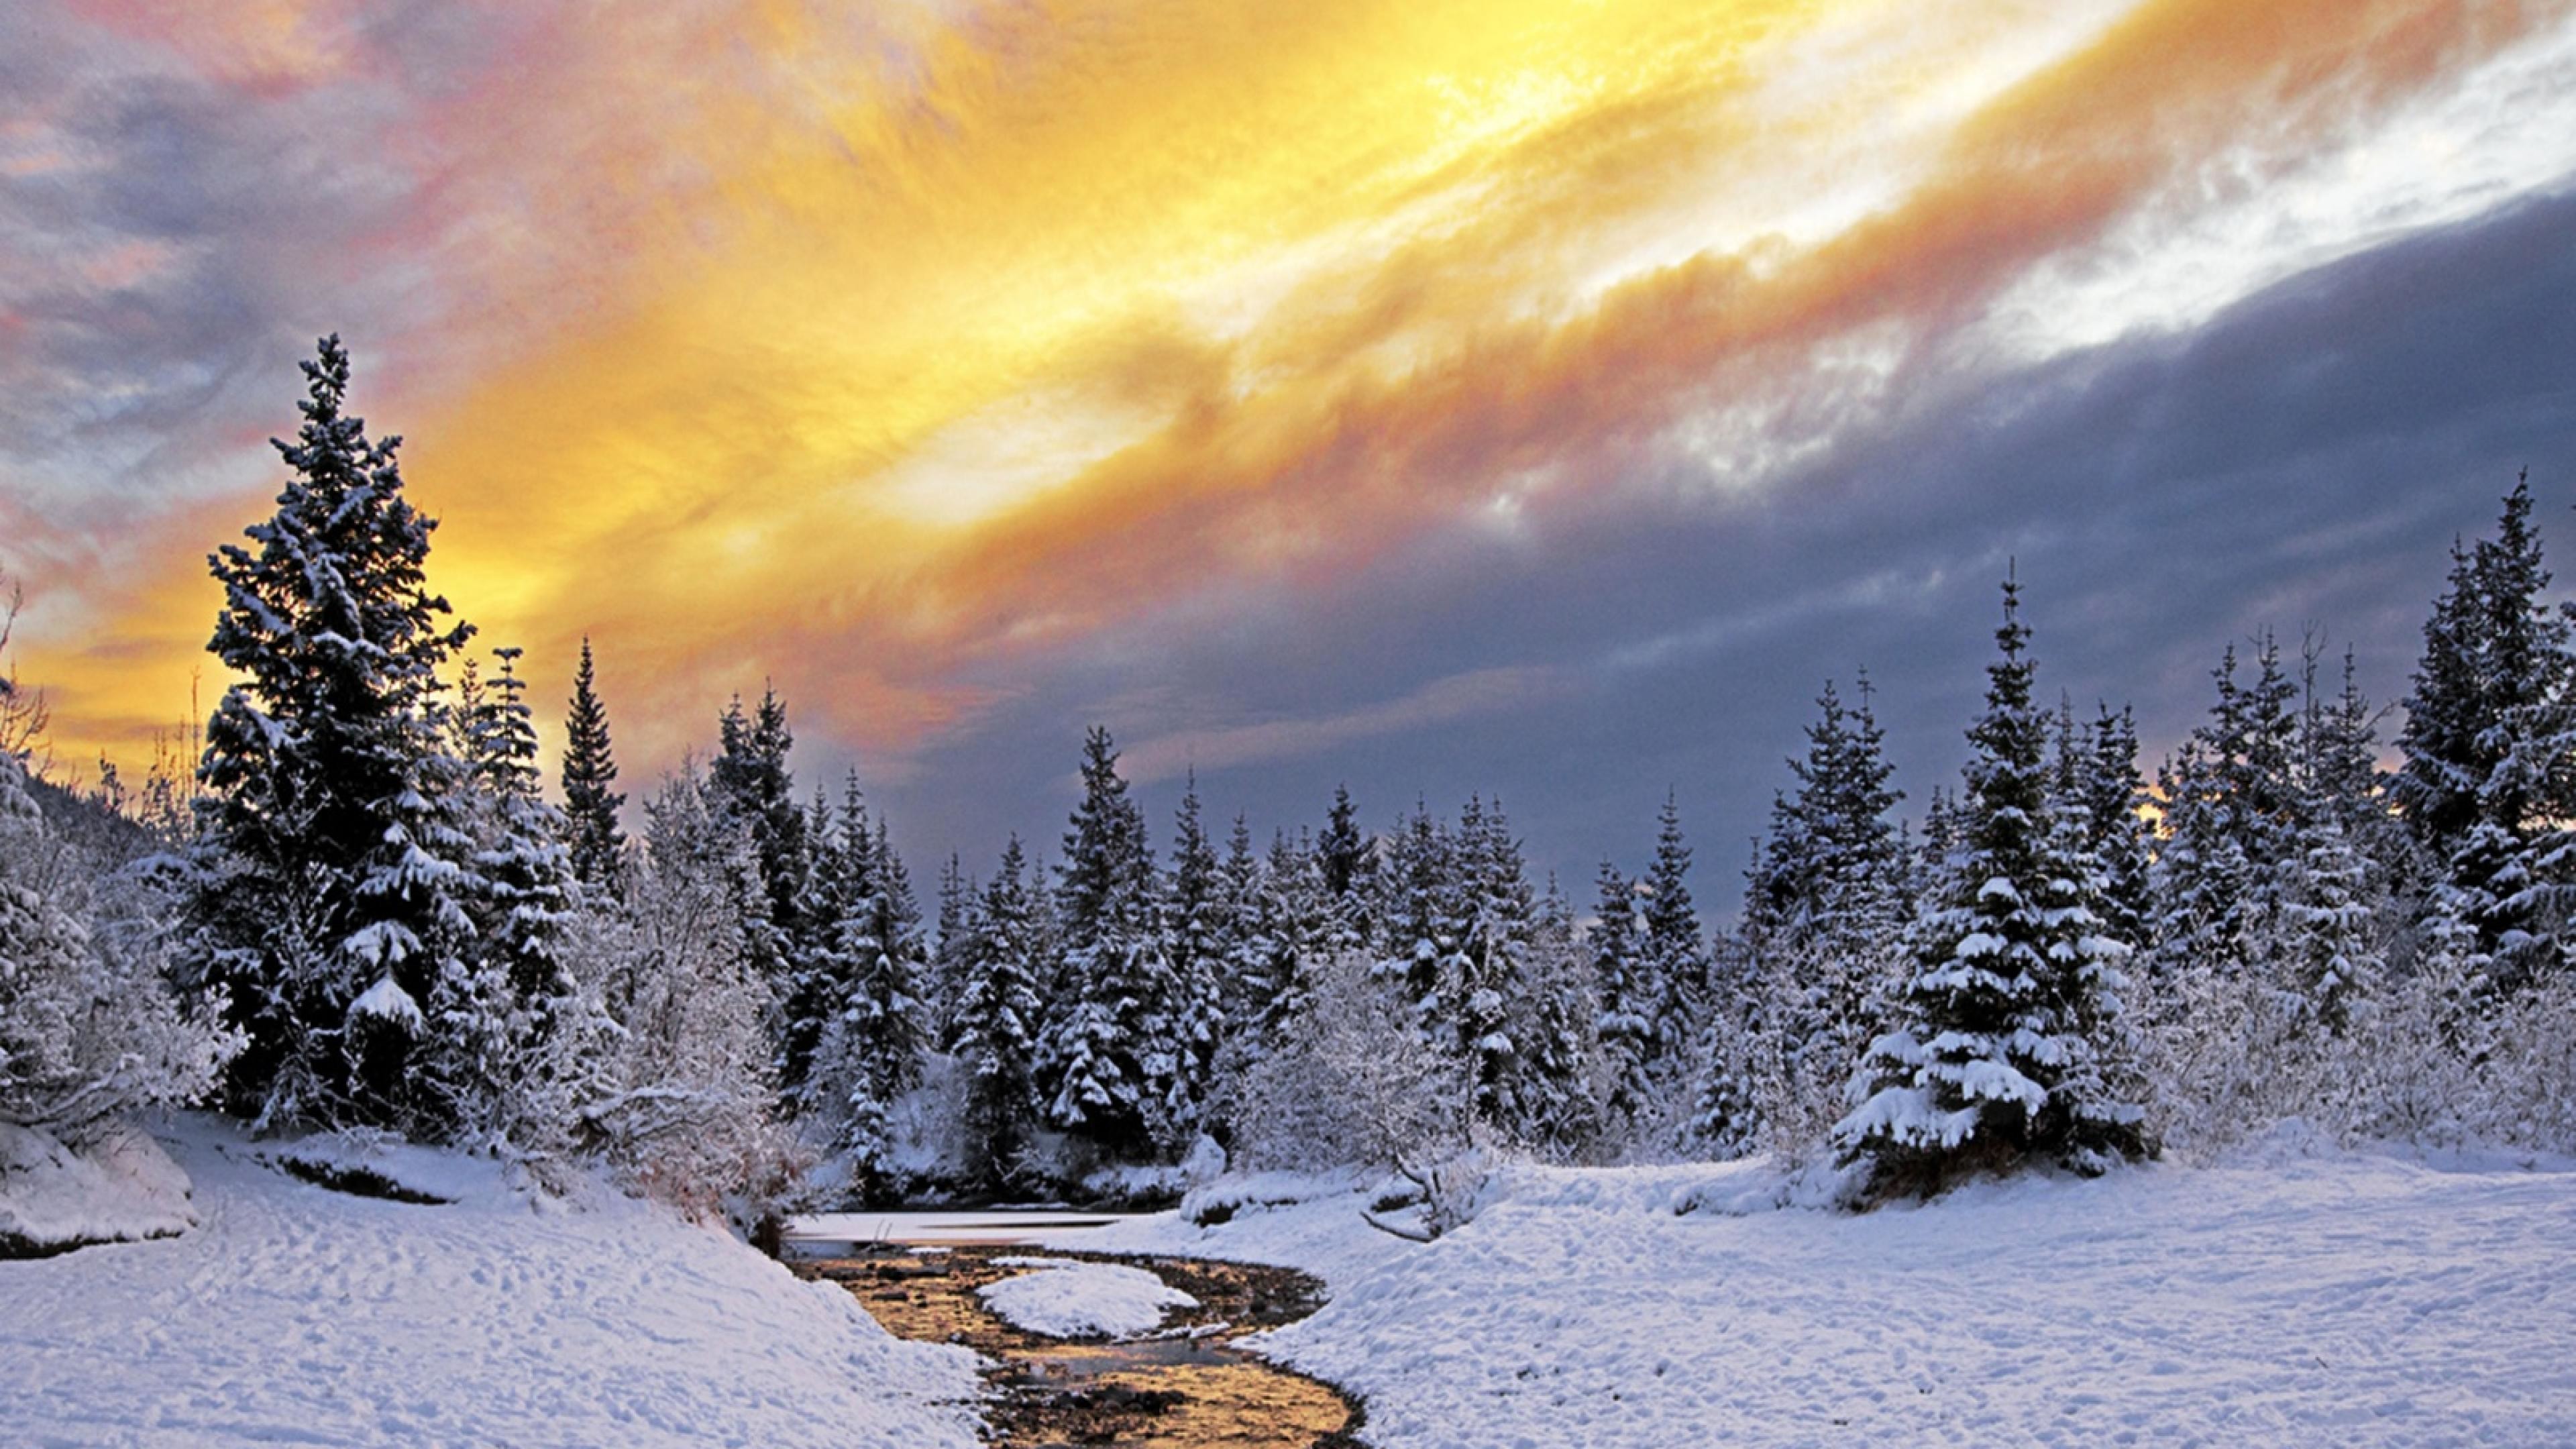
[1049,1142,2576,1447]
[0,1118,982,1449]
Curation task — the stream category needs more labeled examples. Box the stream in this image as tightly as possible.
[795,1238,1364,1448]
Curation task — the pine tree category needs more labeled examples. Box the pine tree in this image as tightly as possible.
[1253,826,1330,1049]
[1516,871,1600,1157]
[2396,474,2575,996]
[952,837,1042,1192]
[1835,578,2147,1197]
[441,645,578,1142]
[928,851,973,1049]
[1375,800,1456,1038]
[1590,858,1655,1124]
[2080,704,2154,956]
[1212,814,1267,1045]
[1318,783,1373,951]
[1454,796,1534,1132]
[1160,773,1226,1140]
[1741,678,1905,1114]
[1638,792,1709,1083]
[709,687,809,984]
[187,335,483,1135]
[1038,727,1173,1156]
[806,805,928,1181]
[560,637,626,893]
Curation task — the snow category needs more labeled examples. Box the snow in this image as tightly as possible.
[0,1116,981,1448]
[790,1208,1157,1247]
[1051,1148,2576,1446]
[1,1121,196,1255]
[975,1256,1199,1338]
[345,973,424,1028]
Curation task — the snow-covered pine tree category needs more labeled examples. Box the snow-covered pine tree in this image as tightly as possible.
[928,851,972,1050]
[1589,857,1654,1126]
[1159,773,1226,1142]
[1254,827,1330,1051]
[439,645,578,1145]
[186,335,484,1136]
[1038,727,1173,1157]
[1318,784,1373,953]
[2080,704,2155,958]
[708,686,811,1014]
[806,804,930,1180]
[559,637,626,894]
[1515,869,1601,1157]
[773,775,859,1110]
[1638,792,1709,1093]
[2396,474,2575,998]
[1735,677,1906,1150]
[951,837,1042,1193]
[1835,577,2148,1198]
[1213,814,1269,1047]
[1375,800,1456,1041]
[1454,796,1536,1134]
[2150,635,2302,981]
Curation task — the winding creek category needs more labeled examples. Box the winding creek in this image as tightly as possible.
[792,1224,1363,1448]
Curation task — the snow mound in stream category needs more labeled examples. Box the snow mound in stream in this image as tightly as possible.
[978,1257,1197,1339]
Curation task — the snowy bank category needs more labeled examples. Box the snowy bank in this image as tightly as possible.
[0,1120,197,1256]
[977,1256,1199,1338]
[1053,1150,2576,1446]
[0,1116,982,1448]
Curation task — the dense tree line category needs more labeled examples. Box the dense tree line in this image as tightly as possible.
[7,339,2574,1215]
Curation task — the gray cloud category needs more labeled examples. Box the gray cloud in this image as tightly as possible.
[849,189,2576,913]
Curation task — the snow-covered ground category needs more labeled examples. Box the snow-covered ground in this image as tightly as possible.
[0,1117,981,1449]
[1049,1142,2576,1446]
[977,1256,1199,1338]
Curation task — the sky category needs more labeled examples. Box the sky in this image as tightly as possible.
[5,0,2576,908]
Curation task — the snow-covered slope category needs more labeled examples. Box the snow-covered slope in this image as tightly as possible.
[1057,1145,2576,1446]
[0,1117,981,1448]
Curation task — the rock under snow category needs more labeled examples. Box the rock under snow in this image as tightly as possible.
[0,1119,196,1256]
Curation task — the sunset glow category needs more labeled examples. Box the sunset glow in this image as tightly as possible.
[6,1,2575,846]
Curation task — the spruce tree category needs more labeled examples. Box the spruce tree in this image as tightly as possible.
[1835,578,2147,1197]
[1318,783,1373,951]
[441,645,577,1141]
[1254,826,1330,1049]
[929,851,972,1049]
[1454,796,1534,1132]
[1743,678,1905,1099]
[559,637,626,892]
[953,837,1042,1192]
[1590,858,1654,1124]
[1516,871,1600,1156]
[1038,727,1173,1156]
[2080,704,2155,956]
[1375,801,1456,1038]
[188,335,482,1134]
[1161,773,1226,1139]
[1638,792,1709,1081]
[2398,475,2576,996]
[709,686,810,996]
